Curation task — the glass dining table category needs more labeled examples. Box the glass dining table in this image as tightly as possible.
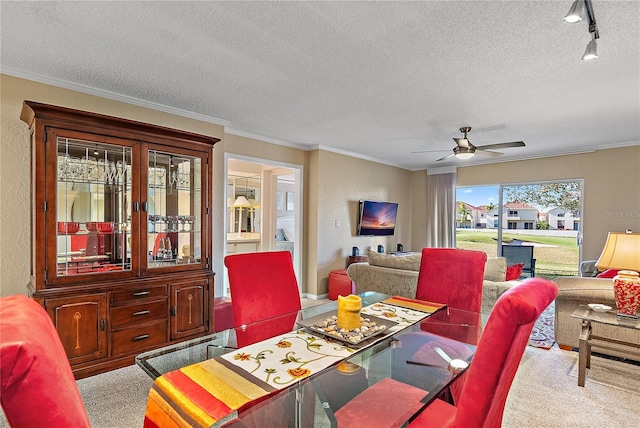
[137,292,480,427]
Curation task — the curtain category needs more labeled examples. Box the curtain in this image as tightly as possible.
[426,172,456,248]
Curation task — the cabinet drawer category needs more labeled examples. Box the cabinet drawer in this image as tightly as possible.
[111,322,168,356]
[111,285,167,303]
[110,300,167,328]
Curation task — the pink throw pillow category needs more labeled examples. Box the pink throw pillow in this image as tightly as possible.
[506,263,525,280]
[596,269,619,278]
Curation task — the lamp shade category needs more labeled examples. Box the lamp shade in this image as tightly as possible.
[233,196,251,208]
[595,232,640,271]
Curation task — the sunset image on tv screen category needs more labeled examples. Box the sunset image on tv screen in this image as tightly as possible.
[359,201,398,236]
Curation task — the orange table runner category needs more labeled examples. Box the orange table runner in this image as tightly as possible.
[381,296,447,314]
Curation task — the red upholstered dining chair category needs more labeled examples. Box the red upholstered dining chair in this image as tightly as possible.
[0,295,91,428]
[224,251,302,347]
[408,278,558,428]
[412,248,487,403]
[415,247,487,312]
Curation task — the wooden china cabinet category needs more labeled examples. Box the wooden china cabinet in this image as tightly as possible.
[21,101,219,378]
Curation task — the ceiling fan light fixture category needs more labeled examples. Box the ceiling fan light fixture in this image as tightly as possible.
[564,0,585,23]
[453,146,475,160]
[582,39,598,60]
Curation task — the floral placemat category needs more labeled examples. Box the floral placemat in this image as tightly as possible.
[220,329,357,389]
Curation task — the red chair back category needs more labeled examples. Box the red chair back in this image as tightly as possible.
[416,248,487,312]
[0,295,91,427]
[410,278,558,428]
[224,251,302,327]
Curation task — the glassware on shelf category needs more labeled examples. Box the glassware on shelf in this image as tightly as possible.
[165,237,172,259]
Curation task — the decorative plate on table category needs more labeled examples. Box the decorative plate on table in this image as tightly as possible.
[587,303,612,313]
[297,312,398,346]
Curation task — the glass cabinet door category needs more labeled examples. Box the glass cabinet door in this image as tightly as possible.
[55,136,133,278]
[146,149,204,271]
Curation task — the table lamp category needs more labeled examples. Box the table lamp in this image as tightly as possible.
[595,232,640,318]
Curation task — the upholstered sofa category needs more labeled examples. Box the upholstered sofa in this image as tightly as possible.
[554,275,640,361]
[347,251,521,314]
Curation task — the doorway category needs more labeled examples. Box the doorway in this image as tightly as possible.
[223,154,303,296]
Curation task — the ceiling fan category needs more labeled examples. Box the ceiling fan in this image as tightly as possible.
[413,127,525,161]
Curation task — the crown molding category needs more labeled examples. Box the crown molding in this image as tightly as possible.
[2,66,229,127]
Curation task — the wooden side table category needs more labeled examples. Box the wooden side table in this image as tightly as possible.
[570,306,640,386]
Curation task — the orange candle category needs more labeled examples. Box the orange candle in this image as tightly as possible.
[337,294,362,330]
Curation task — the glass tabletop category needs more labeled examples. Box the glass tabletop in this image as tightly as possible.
[228,307,479,427]
[570,305,640,330]
[138,293,479,427]
[136,291,392,379]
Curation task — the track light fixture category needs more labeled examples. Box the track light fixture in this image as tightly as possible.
[582,37,598,60]
[564,0,599,60]
[563,0,585,23]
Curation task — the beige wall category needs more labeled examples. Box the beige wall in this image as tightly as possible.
[3,74,638,298]
[313,151,414,295]
[456,146,640,261]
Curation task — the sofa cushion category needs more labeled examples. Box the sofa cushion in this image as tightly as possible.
[484,257,507,282]
[596,269,619,278]
[506,263,525,280]
[367,250,421,271]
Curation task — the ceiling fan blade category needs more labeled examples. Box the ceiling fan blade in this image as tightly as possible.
[475,141,525,150]
[453,137,470,148]
[476,149,504,158]
[436,153,456,162]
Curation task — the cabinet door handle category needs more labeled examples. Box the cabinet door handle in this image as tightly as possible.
[142,201,148,212]
[132,334,150,342]
[101,319,107,331]
[132,310,150,317]
[133,291,150,297]
[133,201,140,212]
[171,307,176,316]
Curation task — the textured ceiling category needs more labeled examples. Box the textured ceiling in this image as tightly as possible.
[2,1,639,170]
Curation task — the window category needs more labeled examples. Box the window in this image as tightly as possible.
[456,179,583,278]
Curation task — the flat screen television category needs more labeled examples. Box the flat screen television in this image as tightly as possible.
[357,200,399,236]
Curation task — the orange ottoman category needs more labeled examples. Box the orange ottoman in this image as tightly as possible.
[328,269,354,300]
